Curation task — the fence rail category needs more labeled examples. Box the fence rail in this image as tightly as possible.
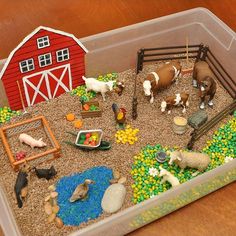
[132,42,236,150]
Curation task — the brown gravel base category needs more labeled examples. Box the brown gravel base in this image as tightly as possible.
[0,60,233,236]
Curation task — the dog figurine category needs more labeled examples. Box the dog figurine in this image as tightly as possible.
[34,166,57,180]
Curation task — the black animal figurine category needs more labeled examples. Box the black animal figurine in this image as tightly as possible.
[34,165,57,180]
[14,163,31,208]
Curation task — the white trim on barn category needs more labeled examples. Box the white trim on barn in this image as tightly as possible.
[0,26,88,80]
[23,64,72,106]
[37,36,50,49]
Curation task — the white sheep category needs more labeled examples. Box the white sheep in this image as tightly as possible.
[19,133,47,149]
[159,166,180,187]
[82,76,114,101]
[169,150,210,176]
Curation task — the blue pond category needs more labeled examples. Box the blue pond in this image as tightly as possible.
[56,166,112,226]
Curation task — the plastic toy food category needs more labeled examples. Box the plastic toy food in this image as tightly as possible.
[15,151,26,161]
[66,113,75,121]
[115,125,139,144]
[74,120,83,129]
[78,132,98,146]
[83,104,90,111]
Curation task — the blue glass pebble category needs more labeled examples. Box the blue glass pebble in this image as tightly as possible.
[56,166,112,226]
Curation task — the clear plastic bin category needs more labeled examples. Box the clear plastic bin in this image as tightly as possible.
[1,7,236,236]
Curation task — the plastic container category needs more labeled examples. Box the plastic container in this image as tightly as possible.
[1,7,236,236]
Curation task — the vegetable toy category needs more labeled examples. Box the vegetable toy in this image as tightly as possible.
[64,130,111,151]
[15,151,27,161]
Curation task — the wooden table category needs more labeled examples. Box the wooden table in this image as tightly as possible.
[0,1,235,235]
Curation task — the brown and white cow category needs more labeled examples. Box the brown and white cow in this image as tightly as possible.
[192,61,217,109]
[161,92,189,114]
[143,61,182,103]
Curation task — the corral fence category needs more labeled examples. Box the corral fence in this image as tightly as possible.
[132,43,236,149]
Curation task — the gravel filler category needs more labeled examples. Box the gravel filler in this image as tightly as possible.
[0,60,233,236]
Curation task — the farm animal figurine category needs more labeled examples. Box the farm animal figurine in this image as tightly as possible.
[14,163,31,208]
[19,133,47,149]
[159,166,180,187]
[169,150,210,176]
[33,166,57,180]
[112,103,127,128]
[192,61,217,109]
[69,179,95,202]
[161,92,189,114]
[143,61,182,103]
[114,81,125,96]
[82,76,114,101]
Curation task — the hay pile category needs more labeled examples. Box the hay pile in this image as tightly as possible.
[0,62,233,236]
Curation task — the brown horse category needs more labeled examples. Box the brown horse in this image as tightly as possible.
[193,61,217,109]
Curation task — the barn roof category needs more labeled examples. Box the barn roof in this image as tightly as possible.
[0,26,88,80]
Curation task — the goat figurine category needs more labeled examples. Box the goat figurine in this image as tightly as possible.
[82,76,114,101]
[19,133,47,149]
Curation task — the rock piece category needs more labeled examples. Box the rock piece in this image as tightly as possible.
[55,217,64,228]
[50,191,58,199]
[52,205,60,214]
[113,170,120,179]
[118,177,126,184]
[47,213,56,223]
[101,183,126,213]
[44,202,53,215]
[109,179,118,184]
[188,110,208,129]
[44,195,51,202]
[48,185,56,192]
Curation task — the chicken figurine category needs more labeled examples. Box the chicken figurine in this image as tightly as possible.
[69,179,95,202]
[112,103,127,129]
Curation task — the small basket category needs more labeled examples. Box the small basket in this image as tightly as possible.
[75,129,103,149]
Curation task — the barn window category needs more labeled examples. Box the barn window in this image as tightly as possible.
[19,59,35,73]
[37,36,50,49]
[56,48,69,62]
[38,53,52,67]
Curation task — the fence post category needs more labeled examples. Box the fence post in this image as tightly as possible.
[201,45,209,61]
[196,43,204,62]
[187,130,197,150]
[137,48,144,73]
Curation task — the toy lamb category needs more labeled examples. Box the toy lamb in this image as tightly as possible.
[169,150,210,176]
[159,166,180,187]
[19,133,47,149]
[82,76,114,101]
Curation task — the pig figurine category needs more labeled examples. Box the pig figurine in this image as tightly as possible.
[19,133,47,149]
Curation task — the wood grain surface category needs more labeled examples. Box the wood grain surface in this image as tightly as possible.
[0,1,235,236]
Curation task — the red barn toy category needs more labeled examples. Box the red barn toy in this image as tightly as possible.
[0,26,88,110]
